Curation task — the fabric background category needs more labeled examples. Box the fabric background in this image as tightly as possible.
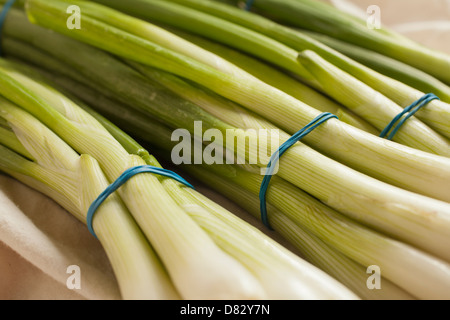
[322,0,450,53]
[1,0,449,300]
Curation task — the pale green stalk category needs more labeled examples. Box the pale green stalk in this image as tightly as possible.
[297,50,450,156]
[161,175,359,299]
[77,155,180,300]
[0,144,80,218]
[24,0,450,203]
[2,37,91,87]
[311,53,450,140]
[301,30,450,103]
[0,98,179,300]
[64,0,254,81]
[232,0,450,84]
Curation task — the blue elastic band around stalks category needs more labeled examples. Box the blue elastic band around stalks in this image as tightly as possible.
[87,165,195,238]
[0,0,16,56]
[259,112,338,230]
[380,93,440,140]
[244,0,255,11]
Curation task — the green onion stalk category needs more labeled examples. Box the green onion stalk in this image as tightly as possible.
[29,69,450,300]
[5,6,449,264]
[0,54,364,300]
[300,30,450,102]
[224,0,450,85]
[90,0,450,140]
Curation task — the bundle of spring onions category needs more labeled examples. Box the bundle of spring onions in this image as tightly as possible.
[1,0,450,300]
[0,52,366,300]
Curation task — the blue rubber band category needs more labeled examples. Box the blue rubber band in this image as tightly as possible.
[244,0,255,11]
[380,93,440,140]
[87,165,195,238]
[0,0,16,56]
[259,112,338,230]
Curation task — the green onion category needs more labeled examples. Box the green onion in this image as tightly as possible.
[301,30,450,103]
[10,38,450,280]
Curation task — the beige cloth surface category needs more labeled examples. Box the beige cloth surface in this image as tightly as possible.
[322,0,450,54]
[0,175,121,300]
[1,0,449,300]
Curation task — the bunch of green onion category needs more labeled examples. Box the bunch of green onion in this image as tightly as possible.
[0,55,367,300]
[0,0,449,300]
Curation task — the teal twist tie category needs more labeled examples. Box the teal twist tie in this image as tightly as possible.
[259,112,338,230]
[87,165,194,238]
